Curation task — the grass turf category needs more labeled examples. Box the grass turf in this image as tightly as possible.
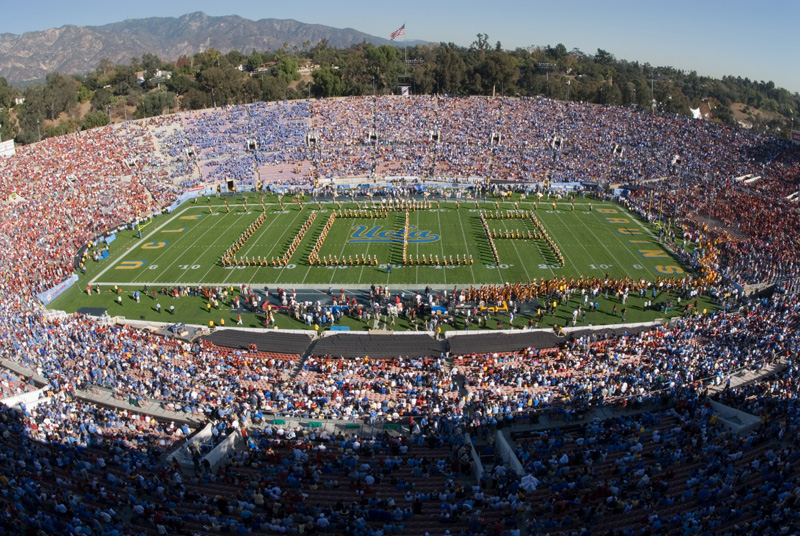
[49,193,711,331]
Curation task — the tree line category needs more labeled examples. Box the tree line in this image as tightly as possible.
[1,36,798,144]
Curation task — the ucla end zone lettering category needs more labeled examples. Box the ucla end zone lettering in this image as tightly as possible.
[348,225,439,244]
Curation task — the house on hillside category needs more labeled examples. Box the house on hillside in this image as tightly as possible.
[255,62,277,74]
[298,60,320,75]
[136,70,173,85]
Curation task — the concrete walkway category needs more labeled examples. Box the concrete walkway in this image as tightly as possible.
[0,358,203,427]
[499,358,789,442]
[707,358,788,395]
[0,358,49,386]
[74,387,205,427]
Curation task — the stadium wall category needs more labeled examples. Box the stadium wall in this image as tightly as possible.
[36,274,78,306]
[1,387,51,409]
[709,400,761,434]
[203,425,244,469]
[495,430,524,475]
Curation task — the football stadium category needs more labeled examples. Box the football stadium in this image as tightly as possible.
[1,95,799,536]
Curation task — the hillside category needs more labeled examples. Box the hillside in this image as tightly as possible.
[0,12,410,84]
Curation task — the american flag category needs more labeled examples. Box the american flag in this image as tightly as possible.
[390,24,405,40]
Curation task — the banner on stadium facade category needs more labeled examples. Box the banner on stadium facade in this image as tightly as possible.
[165,186,214,213]
[37,274,78,306]
[548,181,584,192]
[792,130,800,145]
[0,139,14,158]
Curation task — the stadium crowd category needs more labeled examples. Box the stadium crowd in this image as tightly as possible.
[0,95,798,535]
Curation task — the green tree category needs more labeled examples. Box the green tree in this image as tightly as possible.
[435,43,466,94]
[166,72,192,96]
[711,101,736,126]
[0,77,19,109]
[311,66,345,98]
[247,51,264,72]
[198,66,243,106]
[0,107,18,141]
[474,50,519,95]
[274,57,301,84]
[141,53,162,78]
[261,75,288,101]
[16,86,46,143]
[95,58,114,78]
[339,46,370,95]
[517,57,545,96]
[654,82,691,116]
[240,77,260,104]
[133,91,176,118]
[472,33,490,52]
[182,87,211,110]
[595,48,615,65]
[76,84,92,104]
[632,78,653,110]
[42,73,79,120]
[411,62,436,95]
[109,66,140,97]
[311,39,337,67]
[226,50,247,68]
[195,48,223,70]
[545,43,568,60]
[364,45,401,93]
[81,110,110,130]
[596,81,623,105]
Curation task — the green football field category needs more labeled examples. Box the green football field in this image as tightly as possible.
[81,195,686,288]
[48,192,710,331]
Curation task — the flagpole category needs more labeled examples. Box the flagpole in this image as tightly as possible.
[404,22,408,78]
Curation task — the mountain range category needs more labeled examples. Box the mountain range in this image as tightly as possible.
[0,12,418,84]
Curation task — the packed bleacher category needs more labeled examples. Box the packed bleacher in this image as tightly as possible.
[0,95,799,535]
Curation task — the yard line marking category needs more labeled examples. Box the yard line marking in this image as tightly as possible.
[223,209,304,285]
[191,212,270,284]
[540,209,584,276]
[435,208,447,285]
[328,211,353,287]
[149,209,234,283]
[356,216,374,286]
[608,206,683,279]
[244,211,294,285]
[555,207,635,279]
[97,282,381,290]
[90,206,194,284]
[501,218,532,282]
[455,206,477,282]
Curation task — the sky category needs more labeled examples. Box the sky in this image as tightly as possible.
[1,0,798,94]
